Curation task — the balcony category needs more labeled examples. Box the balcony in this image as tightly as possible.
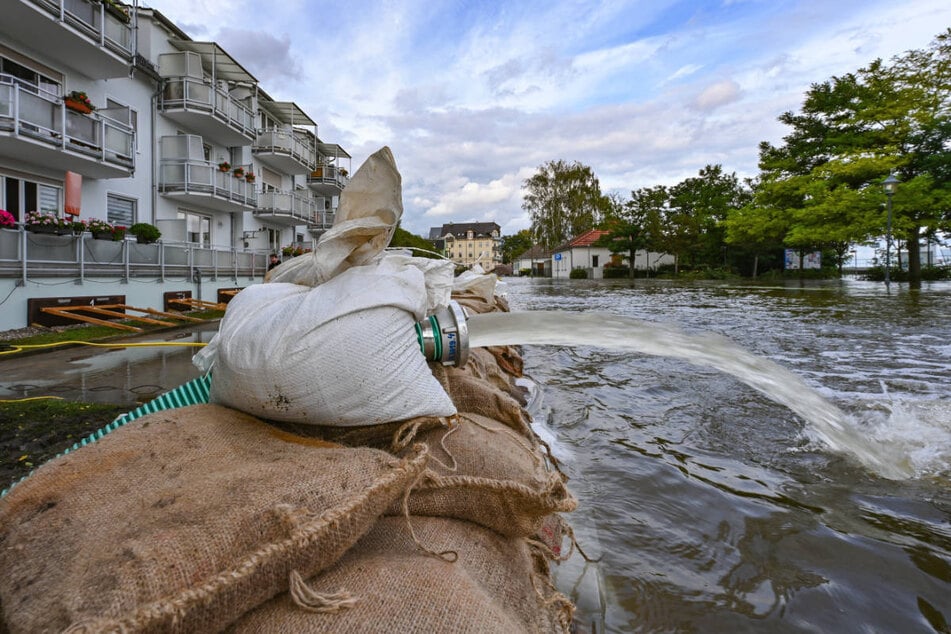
[308,209,335,235]
[1,0,133,79]
[252,129,316,175]
[159,160,256,213]
[306,164,350,196]
[0,227,269,286]
[159,77,255,147]
[0,75,134,178]
[253,191,323,227]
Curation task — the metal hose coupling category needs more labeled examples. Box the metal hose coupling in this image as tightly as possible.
[415,300,470,367]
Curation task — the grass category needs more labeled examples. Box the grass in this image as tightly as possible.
[0,400,130,491]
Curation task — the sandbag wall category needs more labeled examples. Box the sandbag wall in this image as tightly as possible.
[0,291,578,633]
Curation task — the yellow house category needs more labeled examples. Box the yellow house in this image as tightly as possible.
[428,222,501,271]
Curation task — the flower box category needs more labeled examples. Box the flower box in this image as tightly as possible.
[64,98,92,114]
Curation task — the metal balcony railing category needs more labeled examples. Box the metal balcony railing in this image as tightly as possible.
[254,191,319,224]
[307,164,350,190]
[252,129,316,171]
[159,159,257,207]
[29,0,134,58]
[160,77,256,139]
[0,227,268,285]
[0,74,134,169]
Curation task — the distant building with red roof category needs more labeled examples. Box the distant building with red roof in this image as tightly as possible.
[551,229,613,278]
[550,228,675,278]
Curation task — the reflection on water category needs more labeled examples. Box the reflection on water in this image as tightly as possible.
[504,278,950,633]
[0,324,217,405]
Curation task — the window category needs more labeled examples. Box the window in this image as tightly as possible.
[107,193,136,226]
[1,173,61,222]
[267,228,280,252]
[177,210,211,247]
[0,51,61,96]
[592,255,599,268]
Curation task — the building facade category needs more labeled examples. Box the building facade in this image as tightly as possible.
[0,1,351,329]
[429,222,501,272]
[550,229,676,279]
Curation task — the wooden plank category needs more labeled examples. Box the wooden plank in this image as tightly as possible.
[29,295,126,327]
[40,307,141,332]
[140,307,204,323]
[79,306,177,327]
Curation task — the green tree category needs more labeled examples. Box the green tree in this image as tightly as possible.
[389,226,440,259]
[500,229,533,264]
[665,165,751,272]
[522,160,607,249]
[748,30,951,285]
[596,193,646,277]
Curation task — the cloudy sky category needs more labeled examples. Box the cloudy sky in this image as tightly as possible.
[150,0,950,238]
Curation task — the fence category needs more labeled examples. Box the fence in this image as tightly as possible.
[0,227,268,285]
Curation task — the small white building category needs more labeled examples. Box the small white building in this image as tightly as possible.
[551,229,613,279]
[513,245,552,277]
[551,228,676,278]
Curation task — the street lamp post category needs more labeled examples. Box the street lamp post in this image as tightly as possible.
[883,174,900,289]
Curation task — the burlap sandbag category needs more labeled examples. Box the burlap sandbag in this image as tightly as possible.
[386,413,577,537]
[0,404,429,634]
[227,516,573,633]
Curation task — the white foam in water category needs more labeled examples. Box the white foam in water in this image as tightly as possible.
[516,377,573,463]
[470,311,921,480]
[862,394,951,478]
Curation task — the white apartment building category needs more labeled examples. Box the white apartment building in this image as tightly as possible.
[0,1,351,329]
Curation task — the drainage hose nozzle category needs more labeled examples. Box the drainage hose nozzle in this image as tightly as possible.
[415,300,469,368]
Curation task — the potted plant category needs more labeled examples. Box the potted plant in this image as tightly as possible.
[0,209,15,229]
[112,225,127,241]
[245,172,255,183]
[69,218,88,235]
[25,211,70,235]
[102,0,131,23]
[232,167,245,178]
[64,91,95,114]
[339,168,349,177]
[218,161,231,172]
[87,218,115,239]
[129,222,161,244]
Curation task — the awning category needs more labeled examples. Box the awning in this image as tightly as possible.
[317,142,351,160]
[168,40,258,85]
[258,95,316,127]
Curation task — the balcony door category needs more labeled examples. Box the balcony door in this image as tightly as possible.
[177,210,211,248]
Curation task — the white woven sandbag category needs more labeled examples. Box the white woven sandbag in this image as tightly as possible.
[194,255,457,427]
[267,146,402,287]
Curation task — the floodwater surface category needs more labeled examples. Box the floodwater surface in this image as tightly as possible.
[501,277,950,633]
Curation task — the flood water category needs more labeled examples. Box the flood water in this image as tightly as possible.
[500,277,950,633]
[2,277,949,632]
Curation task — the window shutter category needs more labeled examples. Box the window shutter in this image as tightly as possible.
[107,194,135,225]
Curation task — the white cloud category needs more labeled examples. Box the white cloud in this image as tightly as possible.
[692,79,742,110]
[150,0,951,237]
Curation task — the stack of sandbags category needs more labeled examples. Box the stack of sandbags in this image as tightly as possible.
[0,296,578,633]
[246,292,578,633]
[0,405,428,633]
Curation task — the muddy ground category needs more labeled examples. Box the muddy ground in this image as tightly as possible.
[0,400,129,491]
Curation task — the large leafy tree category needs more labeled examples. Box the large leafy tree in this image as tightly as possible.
[522,160,607,249]
[665,165,751,272]
[747,29,951,284]
[595,194,644,277]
